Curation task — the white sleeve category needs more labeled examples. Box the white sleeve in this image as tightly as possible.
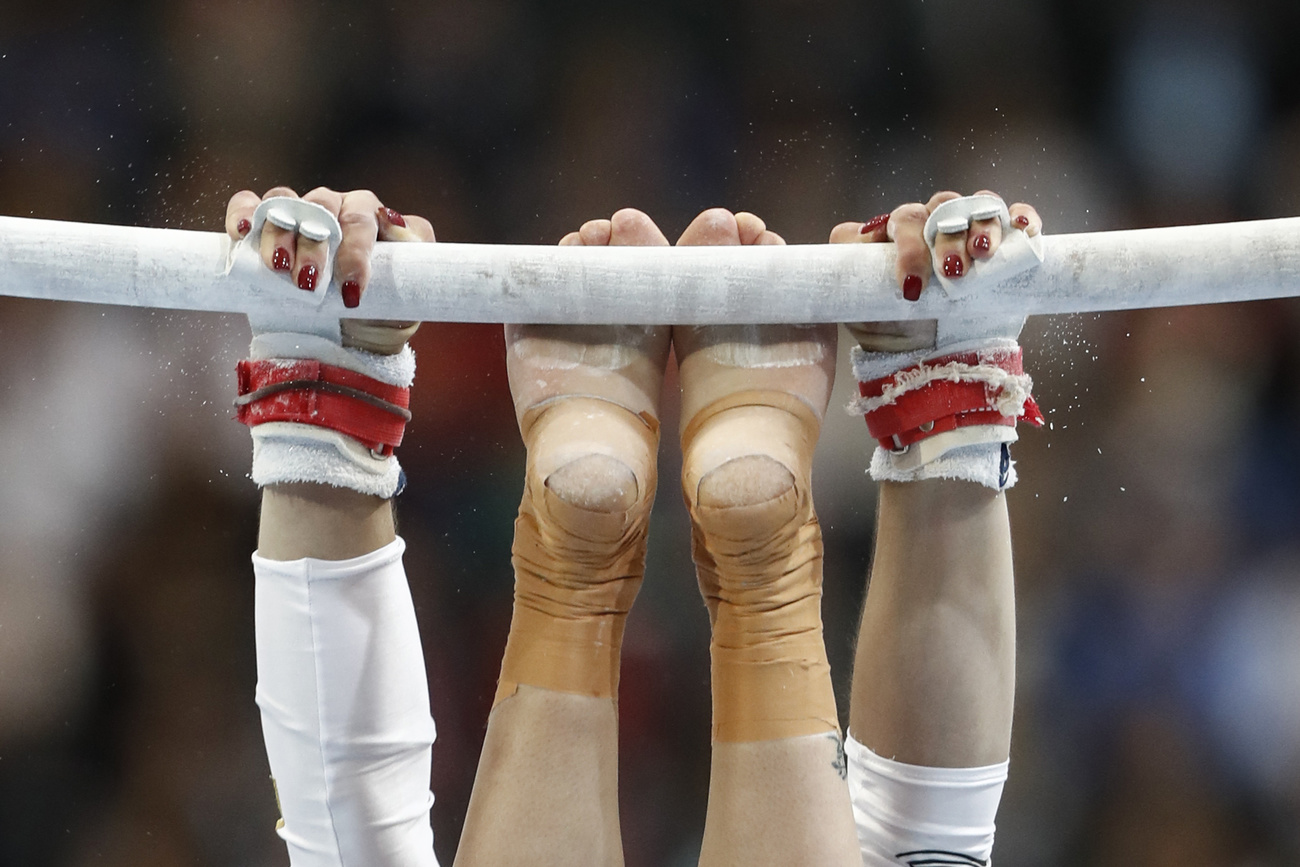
[846,733,1007,867]
[253,537,438,867]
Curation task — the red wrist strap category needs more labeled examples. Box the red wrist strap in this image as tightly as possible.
[859,348,1044,451]
[235,359,411,456]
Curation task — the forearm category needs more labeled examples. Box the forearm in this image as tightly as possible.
[850,478,1015,768]
[258,483,396,562]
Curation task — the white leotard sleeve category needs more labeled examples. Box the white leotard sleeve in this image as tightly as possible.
[846,733,1006,867]
[253,537,438,866]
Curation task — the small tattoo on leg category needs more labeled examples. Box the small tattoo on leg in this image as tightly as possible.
[828,733,848,780]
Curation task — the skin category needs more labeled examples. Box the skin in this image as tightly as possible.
[457,210,668,867]
[831,191,1042,769]
[228,182,1040,862]
[223,186,433,562]
[458,207,858,867]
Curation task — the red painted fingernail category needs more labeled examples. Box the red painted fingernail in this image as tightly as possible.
[297,264,318,292]
[382,207,407,228]
[272,247,291,271]
[903,274,923,301]
[342,280,361,309]
[973,233,991,254]
[1014,214,1030,228]
[860,213,890,235]
[236,218,251,236]
[943,253,964,278]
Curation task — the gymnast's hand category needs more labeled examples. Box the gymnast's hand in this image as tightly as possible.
[224,186,435,355]
[830,190,1042,352]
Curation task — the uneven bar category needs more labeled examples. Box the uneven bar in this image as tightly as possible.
[1,214,1298,324]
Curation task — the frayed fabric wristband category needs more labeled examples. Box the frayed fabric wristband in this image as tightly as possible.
[238,334,415,499]
[850,341,1043,491]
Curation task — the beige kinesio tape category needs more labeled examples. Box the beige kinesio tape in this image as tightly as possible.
[683,389,840,742]
[495,396,659,705]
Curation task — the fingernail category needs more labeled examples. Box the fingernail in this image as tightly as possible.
[342,280,361,309]
[236,218,251,236]
[903,274,923,301]
[860,213,890,235]
[973,233,991,254]
[1014,214,1030,229]
[272,247,291,271]
[943,253,964,278]
[297,264,318,292]
[382,207,407,228]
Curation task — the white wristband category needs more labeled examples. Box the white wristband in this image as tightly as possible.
[243,334,415,499]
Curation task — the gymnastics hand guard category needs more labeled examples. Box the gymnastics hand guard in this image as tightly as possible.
[850,195,1044,491]
[231,198,417,499]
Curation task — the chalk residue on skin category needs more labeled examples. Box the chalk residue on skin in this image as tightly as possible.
[696,325,827,368]
[509,325,654,370]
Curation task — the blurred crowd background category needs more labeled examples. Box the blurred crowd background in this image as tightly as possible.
[2,0,1300,864]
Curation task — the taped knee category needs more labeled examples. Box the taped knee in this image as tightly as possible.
[546,453,639,515]
[682,390,838,741]
[692,454,805,591]
[497,397,658,705]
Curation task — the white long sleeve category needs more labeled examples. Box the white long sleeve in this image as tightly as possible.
[846,733,1006,867]
[253,538,438,867]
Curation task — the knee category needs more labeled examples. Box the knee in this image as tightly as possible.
[681,400,822,592]
[688,450,805,546]
[546,453,640,514]
[685,448,809,574]
[695,454,795,511]
[519,397,659,549]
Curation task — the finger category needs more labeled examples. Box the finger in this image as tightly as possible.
[925,190,963,213]
[924,190,970,284]
[260,220,296,274]
[332,190,382,306]
[376,206,426,243]
[293,187,346,293]
[578,218,613,246]
[400,214,436,243]
[829,221,864,244]
[755,230,784,246]
[226,190,261,240]
[302,185,344,213]
[558,231,584,246]
[931,227,970,284]
[1009,202,1043,237]
[259,186,300,274]
[734,211,767,246]
[609,208,670,246]
[890,202,931,301]
[676,207,740,246]
[967,189,1006,259]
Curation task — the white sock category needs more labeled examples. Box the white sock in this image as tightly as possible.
[254,538,438,866]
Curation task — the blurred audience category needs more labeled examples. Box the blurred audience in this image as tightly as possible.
[1,1,1299,864]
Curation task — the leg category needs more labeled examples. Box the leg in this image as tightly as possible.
[455,211,672,867]
[676,209,860,867]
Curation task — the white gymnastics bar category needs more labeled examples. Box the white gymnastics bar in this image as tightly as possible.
[1,214,1298,324]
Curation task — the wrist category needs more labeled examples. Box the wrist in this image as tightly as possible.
[258,484,395,562]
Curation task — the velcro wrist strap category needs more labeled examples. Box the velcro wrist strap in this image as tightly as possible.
[236,359,412,456]
[857,348,1044,451]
